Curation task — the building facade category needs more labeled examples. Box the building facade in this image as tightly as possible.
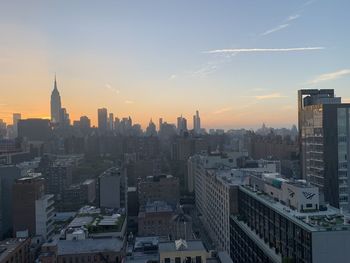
[12,176,55,240]
[138,174,179,208]
[230,176,350,263]
[98,108,108,132]
[298,89,350,210]
[99,167,126,209]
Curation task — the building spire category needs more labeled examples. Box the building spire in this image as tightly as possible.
[54,74,58,90]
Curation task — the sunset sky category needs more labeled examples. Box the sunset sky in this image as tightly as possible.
[1,0,350,129]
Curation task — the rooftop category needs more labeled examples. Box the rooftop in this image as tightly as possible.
[159,240,205,253]
[241,185,350,232]
[56,238,124,255]
[68,216,94,228]
[208,168,250,187]
[143,201,174,214]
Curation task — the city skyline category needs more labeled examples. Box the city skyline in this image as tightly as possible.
[1,0,350,129]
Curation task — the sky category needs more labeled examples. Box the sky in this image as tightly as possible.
[1,0,350,129]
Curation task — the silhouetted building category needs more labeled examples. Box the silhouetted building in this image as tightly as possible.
[12,113,21,137]
[0,166,21,239]
[193,110,201,134]
[13,176,55,240]
[108,113,114,131]
[79,116,91,130]
[50,76,62,124]
[145,119,157,137]
[98,108,108,132]
[177,116,187,135]
[17,119,51,141]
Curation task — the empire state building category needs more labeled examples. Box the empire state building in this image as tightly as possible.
[50,76,62,123]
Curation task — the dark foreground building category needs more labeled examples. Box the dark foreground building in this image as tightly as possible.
[230,176,350,263]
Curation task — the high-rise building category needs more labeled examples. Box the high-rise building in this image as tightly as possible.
[50,76,62,124]
[108,113,114,131]
[12,113,21,137]
[177,115,187,135]
[59,108,70,126]
[145,119,157,136]
[298,89,350,210]
[13,176,55,240]
[193,110,201,134]
[114,117,120,133]
[159,118,163,132]
[97,108,108,132]
[79,116,91,130]
[0,166,21,239]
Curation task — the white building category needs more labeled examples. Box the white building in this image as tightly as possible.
[35,194,55,240]
[99,167,126,209]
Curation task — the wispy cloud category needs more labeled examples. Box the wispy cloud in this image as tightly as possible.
[105,83,120,94]
[125,100,134,104]
[205,47,324,54]
[287,14,300,21]
[307,69,350,85]
[260,0,315,37]
[261,24,289,36]
[213,107,233,114]
[255,93,287,100]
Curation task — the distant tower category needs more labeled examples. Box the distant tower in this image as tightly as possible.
[98,108,108,132]
[50,75,62,124]
[193,110,201,134]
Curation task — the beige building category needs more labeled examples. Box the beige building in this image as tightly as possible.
[159,239,208,263]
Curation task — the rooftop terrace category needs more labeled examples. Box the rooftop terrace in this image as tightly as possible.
[241,185,350,232]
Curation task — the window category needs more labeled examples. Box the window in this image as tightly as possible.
[306,203,312,208]
[175,257,181,263]
[196,256,202,263]
[164,258,171,263]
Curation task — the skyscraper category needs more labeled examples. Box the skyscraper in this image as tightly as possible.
[298,89,350,210]
[50,75,62,124]
[12,113,21,137]
[98,108,108,132]
[193,110,201,134]
[108,113,114,131]
[177,115,187,135]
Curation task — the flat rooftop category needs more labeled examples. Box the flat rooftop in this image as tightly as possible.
[143,201,174,213]
[159,240,205,253]
[208,168,250,186]
[240,185,350,232]
[67,216,94,228]
[57,238,123,255]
